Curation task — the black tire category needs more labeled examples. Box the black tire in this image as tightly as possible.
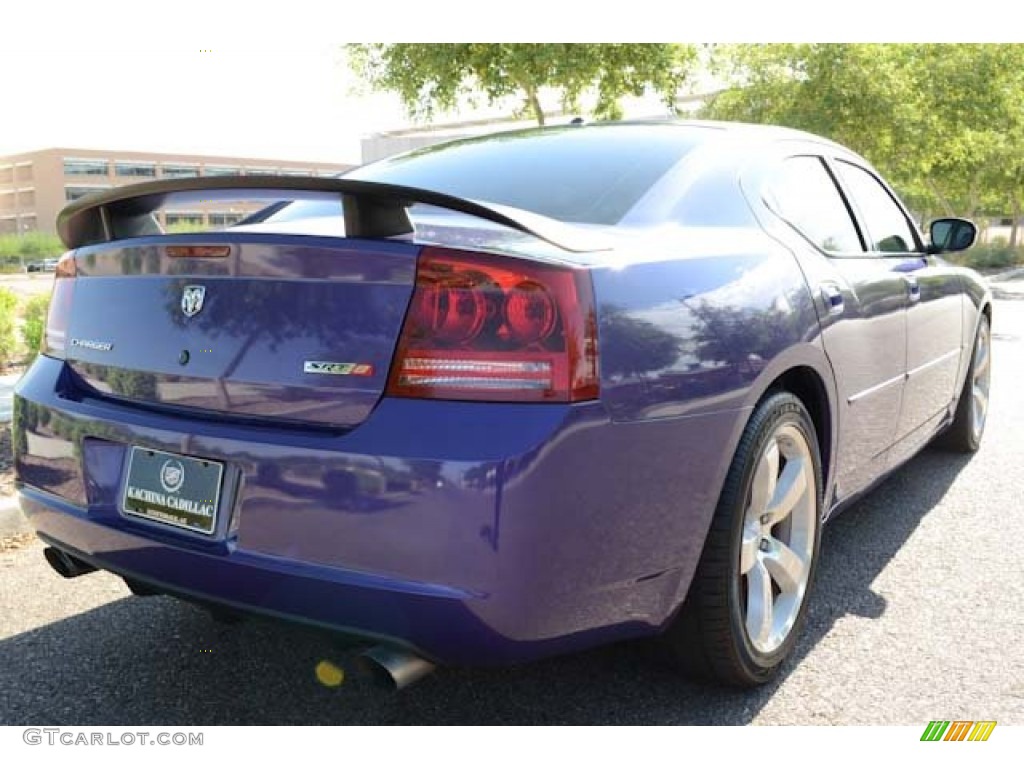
[935,313,991,453]
[663,391,823,687]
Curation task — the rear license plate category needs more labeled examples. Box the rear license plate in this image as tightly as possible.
[121,447,224,535]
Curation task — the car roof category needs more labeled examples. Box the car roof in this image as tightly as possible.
[389,118,848,152]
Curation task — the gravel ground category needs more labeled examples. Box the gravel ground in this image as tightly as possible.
[1,298,1022,725]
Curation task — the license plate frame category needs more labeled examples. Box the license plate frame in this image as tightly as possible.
[121,446,224,536]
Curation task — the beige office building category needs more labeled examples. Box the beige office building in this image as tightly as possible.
[0,148,354,236]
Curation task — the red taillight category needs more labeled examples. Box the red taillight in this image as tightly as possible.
[386,247,599,402]
[42,251,77,358]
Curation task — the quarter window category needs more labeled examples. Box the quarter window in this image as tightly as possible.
[766,156,863,254]
[834,161,918,253]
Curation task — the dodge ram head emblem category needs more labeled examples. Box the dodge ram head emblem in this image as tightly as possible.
[181,285,206,317]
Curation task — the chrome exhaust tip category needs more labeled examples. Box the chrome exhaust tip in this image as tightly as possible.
[358,645,436,690]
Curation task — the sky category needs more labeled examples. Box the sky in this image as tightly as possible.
[0,47,410,165]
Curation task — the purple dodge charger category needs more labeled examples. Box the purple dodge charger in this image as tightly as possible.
[14,122,991,687]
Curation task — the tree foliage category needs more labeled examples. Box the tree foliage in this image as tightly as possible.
[347,43,698,125]
[19,294,49,366]
[0,288,19,366]
[704,44,1024,241]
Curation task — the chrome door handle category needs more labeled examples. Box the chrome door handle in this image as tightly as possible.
[905,275,921,303]
[820,283,844,315]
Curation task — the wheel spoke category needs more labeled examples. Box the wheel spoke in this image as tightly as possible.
[974,344,990,377]
[973,387,988,415]
[740,526,759,575]
[766,457,807,523]
[745,560,774,648]
[748,441,779,518]
[762,538,806,595]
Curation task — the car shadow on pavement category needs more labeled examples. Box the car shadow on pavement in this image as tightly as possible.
[0,448,972,726]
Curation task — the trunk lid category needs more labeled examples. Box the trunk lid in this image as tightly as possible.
[64,233,418,429]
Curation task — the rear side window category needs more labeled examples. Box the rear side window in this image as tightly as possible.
[765,156,863,254]
[833,160,919,253]
[345,125,705,225]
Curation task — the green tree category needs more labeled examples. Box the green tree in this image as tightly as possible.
[705,45,921,181]
[347,43,698,125]
[704,44,1024,238]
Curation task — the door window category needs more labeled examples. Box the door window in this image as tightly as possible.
[834,161,918,253]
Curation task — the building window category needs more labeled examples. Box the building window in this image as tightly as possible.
[162,164,199,178]
[165,212,204,228]
[207,213,244,227]
[278,168,312,177]
[115,162,157,178]
[64,159,109,176]
[244,167,277,176]
[0,192,14,211]
[203,166,242,177]
[65,185,110,202]
[14,163,33,182]
[17,189,35,207]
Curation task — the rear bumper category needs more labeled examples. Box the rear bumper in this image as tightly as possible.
[24,490,510,664]
[15,356,745,665]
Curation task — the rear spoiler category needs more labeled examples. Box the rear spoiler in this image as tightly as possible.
[56,176,610,254]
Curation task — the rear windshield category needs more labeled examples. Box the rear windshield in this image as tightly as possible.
[350,125,705,224]
[266,124,708,227]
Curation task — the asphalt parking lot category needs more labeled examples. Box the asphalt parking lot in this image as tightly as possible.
[2,287,1023,726]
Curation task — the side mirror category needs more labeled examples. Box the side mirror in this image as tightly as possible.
[929,218,977,254]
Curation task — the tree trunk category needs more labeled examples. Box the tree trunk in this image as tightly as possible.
[926,179,956,217]
[1010,197,1021,248]
[525,86,545,126]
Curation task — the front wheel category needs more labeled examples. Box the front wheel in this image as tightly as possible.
[663,391,823,686]
[935,313,991,453]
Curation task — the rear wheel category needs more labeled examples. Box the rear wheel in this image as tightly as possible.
[664,392,823,686]
[936,313,991,453]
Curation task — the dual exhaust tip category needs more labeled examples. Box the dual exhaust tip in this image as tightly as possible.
[42,547,435,689]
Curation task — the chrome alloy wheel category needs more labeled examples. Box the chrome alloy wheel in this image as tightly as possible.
[971,319,991,443]
[739,423,817,655]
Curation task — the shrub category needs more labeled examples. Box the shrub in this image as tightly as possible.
[949,239,1024,271]
[20,295,49,364]
[0,232,63,259]
[0,288,19,366]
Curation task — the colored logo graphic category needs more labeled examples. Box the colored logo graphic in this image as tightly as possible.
[920,720,996,742]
